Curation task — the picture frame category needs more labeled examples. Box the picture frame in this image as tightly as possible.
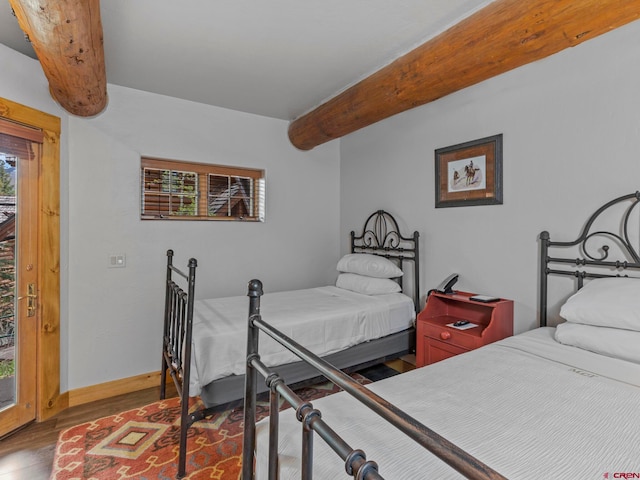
[435,134,503,208]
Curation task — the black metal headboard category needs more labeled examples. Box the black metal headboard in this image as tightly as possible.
[539,191,640,326]
[350,210,420,312]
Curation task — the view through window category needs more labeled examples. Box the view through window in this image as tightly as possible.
[141,157,265,221]
[0,151,16,411]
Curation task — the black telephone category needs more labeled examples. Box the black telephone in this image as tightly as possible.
[429,273,459,295]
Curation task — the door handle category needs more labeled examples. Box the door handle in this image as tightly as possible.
[27,283,37,317]
[19,283,37,317]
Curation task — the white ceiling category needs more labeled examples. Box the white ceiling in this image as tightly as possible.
[0,0,494,121]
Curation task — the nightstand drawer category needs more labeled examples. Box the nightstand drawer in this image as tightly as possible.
[423,323,479,350]
[424,338,468,365]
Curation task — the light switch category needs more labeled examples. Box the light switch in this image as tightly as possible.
[108,254,126,268]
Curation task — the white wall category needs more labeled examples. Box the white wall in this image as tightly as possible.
[66,86,341,389]
[0,45,58,114]
[340,20,640,334]
[1,46,341,391]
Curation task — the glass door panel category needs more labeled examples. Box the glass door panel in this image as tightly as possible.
[0,125,40,436]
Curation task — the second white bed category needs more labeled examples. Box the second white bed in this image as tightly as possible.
[256,327,640,479]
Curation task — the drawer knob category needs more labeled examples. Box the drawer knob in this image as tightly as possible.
[440,331,451,340]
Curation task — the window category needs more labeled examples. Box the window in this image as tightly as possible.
[141,157,265,221]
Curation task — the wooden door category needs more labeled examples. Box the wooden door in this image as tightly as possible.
[0,123,40,435]
[0,98,62,435]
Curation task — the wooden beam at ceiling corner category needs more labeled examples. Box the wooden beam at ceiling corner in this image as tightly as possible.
[288,0,640,151]
[9,0,107,117]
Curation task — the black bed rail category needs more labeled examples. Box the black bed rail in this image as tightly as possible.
[351,210,420,312]
[160,249,197,479]
[539,191,640,326]
[242,279,507,480]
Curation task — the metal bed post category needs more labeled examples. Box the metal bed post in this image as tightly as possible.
[177,257,197,479]
[268,387,280,480]
[301,403,314,480]
[242,279,263,480]
[160,249,174,399]
[539,231,549,327]
[412,229,420,312]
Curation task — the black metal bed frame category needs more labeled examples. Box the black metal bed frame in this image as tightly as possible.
[160,211,420,478]
[159,250,203,479]
[242,191,640,479]
[539,191,640,326]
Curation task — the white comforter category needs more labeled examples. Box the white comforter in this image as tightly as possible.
[189,286,414,396]
[256,327,640,479]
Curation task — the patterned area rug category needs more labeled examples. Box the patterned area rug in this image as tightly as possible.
[50,374,371,480]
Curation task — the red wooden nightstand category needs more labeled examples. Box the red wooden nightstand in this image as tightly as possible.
[416,291,513,367]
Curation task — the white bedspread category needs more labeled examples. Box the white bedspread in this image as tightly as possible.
[256,327,640,479]
[189,286,414,396]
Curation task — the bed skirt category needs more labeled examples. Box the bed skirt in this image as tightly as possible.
[200,327,415,409]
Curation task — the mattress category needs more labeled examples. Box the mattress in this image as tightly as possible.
[256,327,640,479]
[189,286,415,396]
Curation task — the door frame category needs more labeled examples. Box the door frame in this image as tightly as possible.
[0,97,63,421]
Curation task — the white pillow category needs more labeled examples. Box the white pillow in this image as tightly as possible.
[555,322,640,364]
[559,277,640,331]
[336,254,403,279]
[336,273,401,295]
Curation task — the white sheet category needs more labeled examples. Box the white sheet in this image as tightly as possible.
[256,328,640,479]
[189,286,415,396]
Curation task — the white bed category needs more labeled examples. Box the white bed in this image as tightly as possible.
[161,210,420,478]
[242,192,640,479]
[255,326,640,478]
[190,286,415,396]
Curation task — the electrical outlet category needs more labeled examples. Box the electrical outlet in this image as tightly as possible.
[108,254,126,268]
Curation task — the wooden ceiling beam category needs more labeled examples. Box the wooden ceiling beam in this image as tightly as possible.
[9,0,107,117]
[288,0,640,150]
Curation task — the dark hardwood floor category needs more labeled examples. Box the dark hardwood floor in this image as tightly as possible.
[0,385,178,480]
[0,356,414,479]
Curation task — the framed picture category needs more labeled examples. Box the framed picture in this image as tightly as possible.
[434,134,503,208]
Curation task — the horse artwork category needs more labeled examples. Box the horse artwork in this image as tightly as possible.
[436,134,502,208]
[448,155,486,192]
[464,160,479,186]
